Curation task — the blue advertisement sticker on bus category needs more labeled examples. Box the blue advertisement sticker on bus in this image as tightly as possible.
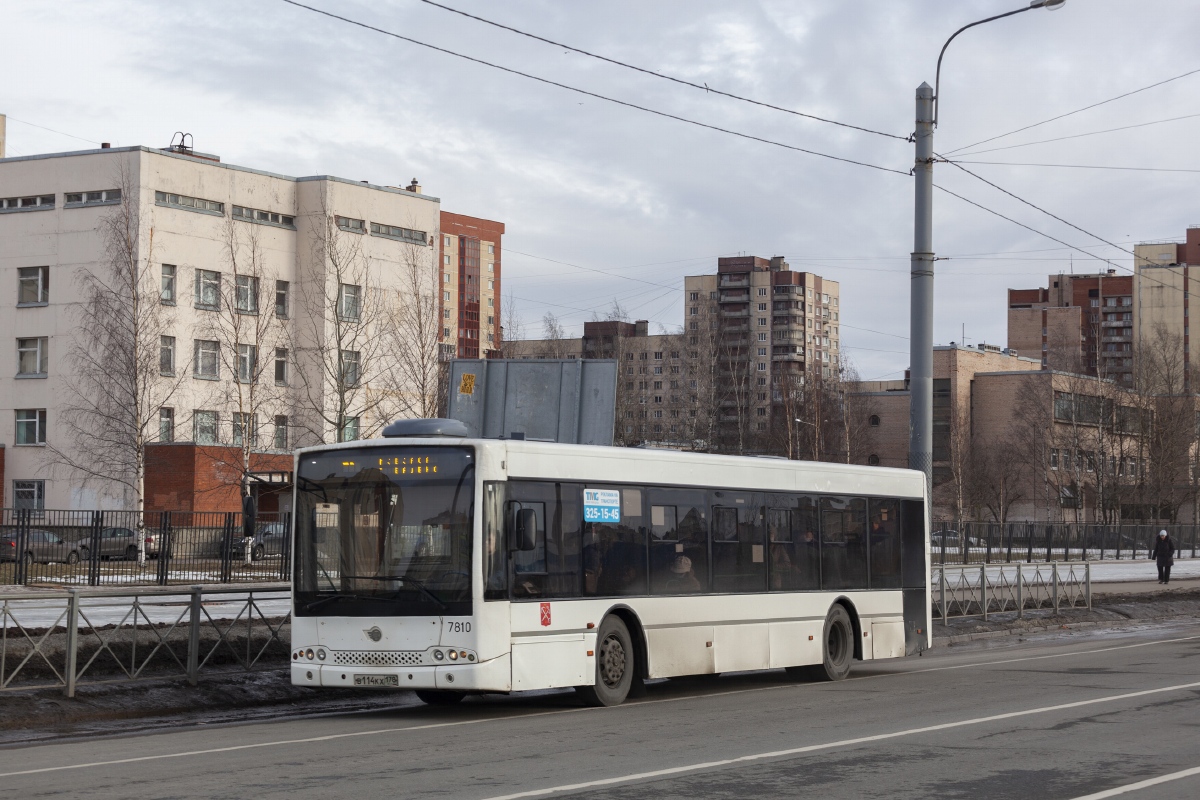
[583,489,621,523]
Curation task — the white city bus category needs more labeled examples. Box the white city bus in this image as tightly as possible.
[290,420,930,706]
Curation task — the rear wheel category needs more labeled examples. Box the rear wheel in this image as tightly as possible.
[23,552,35,566]
[415,690,465,706]
[792,604,854,682]
[65,551,80,565]
[576,616,635,707]
[79,546,90,562]
[252,545,265,561]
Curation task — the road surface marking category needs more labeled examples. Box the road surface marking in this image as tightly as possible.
[1068,765,1200,798]
[477,680,1200,800]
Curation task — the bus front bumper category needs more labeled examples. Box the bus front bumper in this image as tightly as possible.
[291,654,510,692]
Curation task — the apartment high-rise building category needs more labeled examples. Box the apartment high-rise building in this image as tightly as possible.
[1008,271,1134,383]
[0,143,442,511]
[1134,227,1200,391]
[439,212,503,359]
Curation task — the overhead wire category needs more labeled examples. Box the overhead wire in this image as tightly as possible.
[944,66,1200,155]
[278,1,909,177]
[414,0,909,142]
[951,160,1200,174]
[951,112,1200,158]
[4,115,104,146]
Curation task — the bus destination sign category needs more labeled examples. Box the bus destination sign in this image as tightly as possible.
[583,489,621,523]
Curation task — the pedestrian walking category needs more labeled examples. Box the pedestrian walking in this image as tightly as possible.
[1150,530,1175,585]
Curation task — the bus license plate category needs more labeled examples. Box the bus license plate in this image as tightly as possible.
[354,674,399,687]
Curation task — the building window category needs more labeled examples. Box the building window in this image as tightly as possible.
[274,348,288,385]
[487,298,493,307]
[17,337,48,376]
[159,407,175,442]
[193,410,219,445]
[869,414,880,427]
[194,340,220,379]
[758,288,768,296]
[338,284,361,321]
[340,350,361,386]
[444,291,451,302]
[17,266,49,305]
[1049,449,1059,469]
[488,244,495,254]
[690,292,699,301]
[195,269,220,310]
[1,195,55,212]
[867,454,880,466]
[235,275,259,313]
[15,409,47,445]
[339,416,360,442]
[159,335,176,376]
[443,327,451,338]
[370,221,427,244]
[236,343,257,383]
[232,412,257,447]
[758,318,767,326]
[273,415,289,450]
[275,280,289,318]
[65,189,123,207]
[756,362,767,371]
[335,216,365,234]
[155,191,224,215]
[757,348,767,356]
[232,205,294,227]
[12,480,45,511]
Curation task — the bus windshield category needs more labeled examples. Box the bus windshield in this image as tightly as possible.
[294,446,475,617]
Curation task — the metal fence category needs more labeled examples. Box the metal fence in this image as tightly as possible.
[1,509,292,586]
[0,584,290,696]
[933,562,1091,624]
[929,521,1198,565]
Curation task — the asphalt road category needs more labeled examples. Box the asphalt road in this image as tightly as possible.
[3,621,1200,799]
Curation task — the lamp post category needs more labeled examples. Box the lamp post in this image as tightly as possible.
[909,0,1066,493]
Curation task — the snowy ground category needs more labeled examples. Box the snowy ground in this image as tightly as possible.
[0,590,291,630]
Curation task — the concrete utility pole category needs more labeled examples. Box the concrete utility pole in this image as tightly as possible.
[909,0,1067,494]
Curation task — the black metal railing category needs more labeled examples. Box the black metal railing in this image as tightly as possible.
[929,521,1198,565]
[1,509,291,586]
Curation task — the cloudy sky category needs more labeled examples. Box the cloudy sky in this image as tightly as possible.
[4,0,1198,381]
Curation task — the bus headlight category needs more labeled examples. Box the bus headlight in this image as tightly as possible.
[433,650,444,661]
[316,649,326,661]
[305,648,314,660]
[448,650,458,661]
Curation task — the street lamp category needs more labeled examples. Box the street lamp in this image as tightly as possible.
[909,0,1066,493]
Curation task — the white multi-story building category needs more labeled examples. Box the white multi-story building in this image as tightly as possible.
[0,142,441,510]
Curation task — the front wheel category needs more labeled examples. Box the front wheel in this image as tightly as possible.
[576,616,636,707]
[65,551,80,565]
[252,545,265,561]
[792,604,855,682]
[415,690,465,706]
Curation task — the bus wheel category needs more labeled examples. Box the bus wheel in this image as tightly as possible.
[801,605,854,681]
[577,616,634,707]
[415,690,464,706]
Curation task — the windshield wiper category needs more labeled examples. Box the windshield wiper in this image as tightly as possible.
[302,592,411,612]
[339,574,448,611]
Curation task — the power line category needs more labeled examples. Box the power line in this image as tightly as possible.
[504,248,679,292]
[950,111,1200,158]
[952,160,1200,174]
[278,1,909,177]
[415,0,909,142]
[4,115,103,146]
[944,66,1200,155]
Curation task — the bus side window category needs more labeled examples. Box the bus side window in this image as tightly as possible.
[483,482,507,600]
[712,493,766,593]
[583,485,647,597]
[820,496,867,590]
[869,498,902,589]
[508,481,581,600]
[768,495,819,591]
[647,489,708,594]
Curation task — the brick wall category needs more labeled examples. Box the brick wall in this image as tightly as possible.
[145,444,293,512]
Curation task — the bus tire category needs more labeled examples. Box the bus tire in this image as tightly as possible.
[801,604,855,682]
[576,615,634,707]
[415,690,465,706]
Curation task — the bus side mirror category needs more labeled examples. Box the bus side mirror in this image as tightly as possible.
[511,509,538,552]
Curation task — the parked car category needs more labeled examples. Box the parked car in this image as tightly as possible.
[74,527,157,561]
[1,529,82,564]
[224,522,289,562]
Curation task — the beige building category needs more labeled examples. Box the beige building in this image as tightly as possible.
[1133,227,1200,392]
[0,142,441,510]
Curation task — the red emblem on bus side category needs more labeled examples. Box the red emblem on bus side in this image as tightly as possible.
[540,602,551,627]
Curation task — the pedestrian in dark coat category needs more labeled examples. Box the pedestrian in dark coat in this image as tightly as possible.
[1151,530,1175,585]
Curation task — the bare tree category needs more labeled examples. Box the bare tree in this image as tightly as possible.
[382,238,444,420]
[51,170,185,547]
[536,312,573,359]
[499,289,525,357]
[290,208,392,444]
[198,218,286,499]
